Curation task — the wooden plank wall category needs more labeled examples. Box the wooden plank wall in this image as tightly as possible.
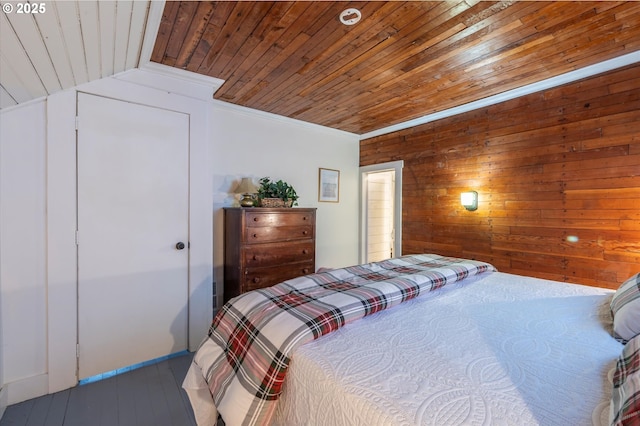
[360,64,640,290]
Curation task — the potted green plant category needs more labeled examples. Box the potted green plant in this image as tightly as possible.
[256,177,299,207]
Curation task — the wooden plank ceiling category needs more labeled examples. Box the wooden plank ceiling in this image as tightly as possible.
[151,1,640,135]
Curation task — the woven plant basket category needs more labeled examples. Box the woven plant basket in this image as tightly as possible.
[260,198,293,208]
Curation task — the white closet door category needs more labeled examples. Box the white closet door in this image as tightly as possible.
[77,93,189,379]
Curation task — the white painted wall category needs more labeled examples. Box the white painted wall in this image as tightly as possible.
[209,102,361,306]
[0,115,3,412]
[0,287,3,418]
[0,67,361,408]
[0,68,217,405]
[0,99,48,411]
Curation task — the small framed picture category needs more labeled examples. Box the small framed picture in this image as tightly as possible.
[318,168,340,202]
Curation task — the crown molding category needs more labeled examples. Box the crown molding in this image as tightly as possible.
[114,62,224,101]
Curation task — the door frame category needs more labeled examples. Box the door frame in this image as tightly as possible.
[359,160,404,264]
[46,77,214,394]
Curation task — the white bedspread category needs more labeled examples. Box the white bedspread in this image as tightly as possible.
[273,272,622,426]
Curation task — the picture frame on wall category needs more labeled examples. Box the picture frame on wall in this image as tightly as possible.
[318,168,340,202]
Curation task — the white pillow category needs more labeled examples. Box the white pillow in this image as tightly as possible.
[611,273,640,342]
[609,333,640,425]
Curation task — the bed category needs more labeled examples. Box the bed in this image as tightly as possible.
[183,254,640,426]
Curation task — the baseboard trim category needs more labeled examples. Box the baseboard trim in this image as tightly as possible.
[0,386,7,420]
[5,373,48,405]
[0,386,9,419]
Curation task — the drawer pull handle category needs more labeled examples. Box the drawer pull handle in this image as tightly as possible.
[253,217,259,222]
[252,255,258,260]
[302,268,309,274]
[302,230,308,235]
[303,216,308,221]
[302,249,308,254]
[253,233,258,238]
[253,277,261,283]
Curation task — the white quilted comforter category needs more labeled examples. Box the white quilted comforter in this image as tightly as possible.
[273,272,622,426]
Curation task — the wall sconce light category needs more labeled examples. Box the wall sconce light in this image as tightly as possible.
[461,191,478,211]
[235,177,258,207]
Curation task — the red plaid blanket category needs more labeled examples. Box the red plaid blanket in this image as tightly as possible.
[611,334,640,425]
[194,254,495,425]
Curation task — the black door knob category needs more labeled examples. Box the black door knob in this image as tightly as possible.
[175,242,185,250]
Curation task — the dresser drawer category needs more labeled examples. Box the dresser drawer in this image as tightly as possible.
[244,225,313,243]
[244,262,315,292]
[244,241,314,268]
[224,207,316,302]
[245,210,315,227]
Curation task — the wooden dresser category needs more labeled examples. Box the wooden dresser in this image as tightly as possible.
[223,207,316,302]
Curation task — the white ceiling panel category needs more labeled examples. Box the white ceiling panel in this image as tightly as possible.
[113,0,133,74]
[0,53,32,105]
[78,1,101,82]
[0,0,152,110]
[5,6,62,94]
[33,4,77,89]
[99,1,116,78]
[0,13,48,101]
[55,1,89,85]
[0,84,16,109]
[127,1,150,70]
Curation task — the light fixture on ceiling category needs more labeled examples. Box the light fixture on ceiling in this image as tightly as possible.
[461,191,478,211]
[339,8,362,25]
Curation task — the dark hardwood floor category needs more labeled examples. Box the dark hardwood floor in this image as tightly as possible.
[0,352,198,426]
